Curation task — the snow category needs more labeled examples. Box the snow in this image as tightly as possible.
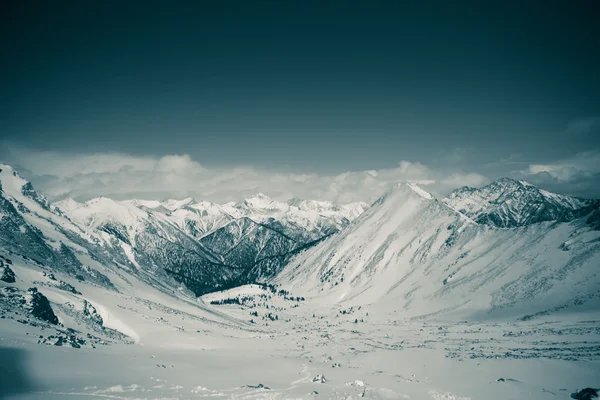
[53,198,81,213]
[0,164,101,250]
[161,197,196,211]
[2,254,599,400]
[87,300,141,343]
[443,177,597,228]
[122,199,162,209]
[120,242,141,270]
[518,180,535,187]
[2,164,600,400]
[277,179,600,320]
[406,182,434,199]
[200,284,268,303]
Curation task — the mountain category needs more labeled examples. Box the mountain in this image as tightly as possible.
[0,164,122,289]
[51,178,368,295]
[277,181,600,319]
[7,162,598,319]
[443,177,600,228]
[231,193,369,243]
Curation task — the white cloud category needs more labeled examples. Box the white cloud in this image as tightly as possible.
[1,147,494,204]
[521,151,600,182]
[516,151,600,198]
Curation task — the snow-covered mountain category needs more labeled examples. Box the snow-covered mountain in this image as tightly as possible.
[0,164,205,295]
[443,177,600,228]
[4,162,600,320]
[47,173,368,294]
[278,181,600,319]
[0,164,108,282]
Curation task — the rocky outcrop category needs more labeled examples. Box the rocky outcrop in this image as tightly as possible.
[27,288,58,325]
[0,260,16,283]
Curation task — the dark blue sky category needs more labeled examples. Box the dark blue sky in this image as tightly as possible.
[1,1,599,173]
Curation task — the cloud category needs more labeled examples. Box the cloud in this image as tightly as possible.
[521,151,600,182]
[0,146,491,204]
[517,150,600,198]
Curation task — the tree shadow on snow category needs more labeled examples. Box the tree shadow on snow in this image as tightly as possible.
[0,347,39,399]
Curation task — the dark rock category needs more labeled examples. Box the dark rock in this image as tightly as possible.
[42,272,57,281]
[0,262,16,283]
[570,388,599,400]
[58,281,81,295]
[28,288,58,325]
[82,300,103,325]
[245,383,270,390]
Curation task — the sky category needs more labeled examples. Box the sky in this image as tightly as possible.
[1,1,599,202]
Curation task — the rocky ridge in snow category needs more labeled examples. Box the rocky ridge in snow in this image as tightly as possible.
[443,177,600,228]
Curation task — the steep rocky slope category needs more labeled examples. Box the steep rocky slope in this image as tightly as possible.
[278,182,600,319]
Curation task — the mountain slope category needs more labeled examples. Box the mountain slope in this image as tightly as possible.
[54,196,242,295]
[52,182,369,295]
[0,164,119,288]
[278,182,600,319]
[443,178,600,228]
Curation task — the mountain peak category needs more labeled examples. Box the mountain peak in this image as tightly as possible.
[0,163,28,190]
[161,197,196,210]
[493,176,520,184]
[444,177,598,227]
[54,198,82,213]
[248,192,271,200]
[518,180,535,187]
[237,193,285,211]
[405,182,434,199]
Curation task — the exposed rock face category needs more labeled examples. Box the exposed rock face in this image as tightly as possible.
[0,260,16,283]
[443,178,599,228]
[82,300,104,326]
[1,163,372,297]
[28,287,59,325]
[570,388,599,400]
[0,165,115,290]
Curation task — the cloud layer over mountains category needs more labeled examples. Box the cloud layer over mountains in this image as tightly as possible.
[1,145,599,203]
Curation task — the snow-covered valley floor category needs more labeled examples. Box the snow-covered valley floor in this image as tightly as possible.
[1,274,599,400]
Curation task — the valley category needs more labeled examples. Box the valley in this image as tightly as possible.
[1,163,599,400]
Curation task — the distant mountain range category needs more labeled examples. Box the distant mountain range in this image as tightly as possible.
[2,162,599,318]
[1,163,367,295]
[443,177,600,228]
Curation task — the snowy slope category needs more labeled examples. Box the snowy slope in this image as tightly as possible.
[52,188,369,294]
[2,165,600,400]
[55,195,243,295]
[0,164,120,287]
[278,182,600,319]
[443,177,600,228]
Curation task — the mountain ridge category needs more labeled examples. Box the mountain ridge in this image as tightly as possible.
[2,163,370,296]
[277,181,600,319]
[3,161,599,314]
[443,177,599,228]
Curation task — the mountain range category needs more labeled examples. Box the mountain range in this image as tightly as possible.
[1,162,599,318]
[1,163,367,296]
[279,181,600,318]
